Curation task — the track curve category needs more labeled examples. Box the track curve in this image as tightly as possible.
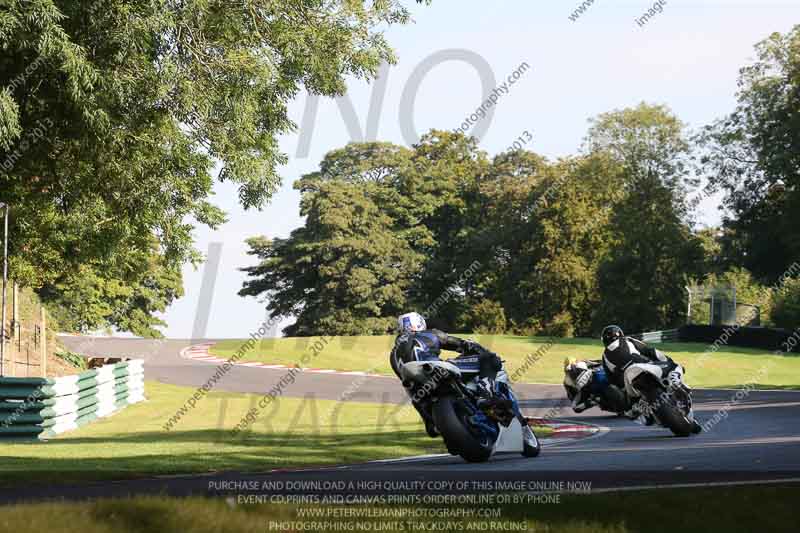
[13,335,796,502]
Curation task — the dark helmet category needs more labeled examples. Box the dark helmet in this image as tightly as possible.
[601,325,624,348]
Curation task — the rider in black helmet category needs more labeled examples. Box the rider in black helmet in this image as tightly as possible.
[600,325,684,423]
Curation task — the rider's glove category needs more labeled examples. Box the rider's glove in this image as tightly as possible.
[462,340,483,355]
[667,369,683,389]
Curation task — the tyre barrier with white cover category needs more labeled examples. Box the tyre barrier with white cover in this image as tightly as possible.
[0,359,145,439]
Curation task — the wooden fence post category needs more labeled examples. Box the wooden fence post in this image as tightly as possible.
[41,306,47,378]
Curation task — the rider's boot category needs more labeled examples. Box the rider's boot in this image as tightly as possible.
[625,398,654,425]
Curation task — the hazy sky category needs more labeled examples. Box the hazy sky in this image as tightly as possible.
[156,0,800,339]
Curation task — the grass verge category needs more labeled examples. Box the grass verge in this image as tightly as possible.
[0,484,797,532]
[0,381,551,486]
[211,335,800,389]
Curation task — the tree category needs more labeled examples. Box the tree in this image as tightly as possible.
[772,278,800,329]
[0,0,418,334]
[240,143,424,336]
[241,110,708,338]
[457,299,507,334]
[240,133,492,336]
[39,244,183,337]
[461,149,548,332]
[588,104,704,333]
[697,26,800,282]
[405,131,490,329]
[468,150,623,336]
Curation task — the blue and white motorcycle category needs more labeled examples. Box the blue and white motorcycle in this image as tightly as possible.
[401,355,540,463]
[563,359,629,415]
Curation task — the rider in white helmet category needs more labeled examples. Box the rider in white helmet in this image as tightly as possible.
[390,312,502,438]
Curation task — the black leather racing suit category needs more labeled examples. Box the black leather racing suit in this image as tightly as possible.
[602,336,679,397]
[389,329,502,427]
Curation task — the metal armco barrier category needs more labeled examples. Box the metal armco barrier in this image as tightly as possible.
[632,329,680,344]
[0,359,145,439]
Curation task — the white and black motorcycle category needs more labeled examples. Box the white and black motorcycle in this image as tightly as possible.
[627,363,702,437]
[400,357,540,462]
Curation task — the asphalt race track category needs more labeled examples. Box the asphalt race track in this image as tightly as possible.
[1,336,797,503]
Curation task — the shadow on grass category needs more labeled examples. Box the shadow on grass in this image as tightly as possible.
[0,429,441,486]
[525,485,800,533]
[3,485,799,533]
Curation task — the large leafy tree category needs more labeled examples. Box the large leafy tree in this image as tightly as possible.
[464,150,620,336]
[461,150,548,332]
[521,155,623,335]
[0,0,416,334]
[240,142,424,336]
[240,133,491,336]
[39,241,183,337]
[405,131,490,329]
[587,104,704,333]
[697,26,800,282]
[242,104,713,338]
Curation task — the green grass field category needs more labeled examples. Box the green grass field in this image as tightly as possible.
[0,381,551,486]
[0,381,432,484]
[0,484,797,533]
[211,335,800,389]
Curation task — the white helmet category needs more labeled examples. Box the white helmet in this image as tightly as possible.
[398,312,426,332]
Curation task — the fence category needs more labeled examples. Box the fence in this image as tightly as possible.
[635,326,798,352]
[686,285,761,327]
[678,325,799,353]
[631,329,680,344]
[0,359,144,439]
[1,283,49,377]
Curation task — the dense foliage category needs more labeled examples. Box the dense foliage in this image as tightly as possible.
[242,105,706,336]
[698,25,800,284]
[0,0,417,335]
[242,27,800,336]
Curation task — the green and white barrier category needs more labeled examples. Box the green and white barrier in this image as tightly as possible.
[0,359,145,439]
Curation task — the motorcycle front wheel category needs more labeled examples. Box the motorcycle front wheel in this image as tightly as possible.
[645,389,696,437]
